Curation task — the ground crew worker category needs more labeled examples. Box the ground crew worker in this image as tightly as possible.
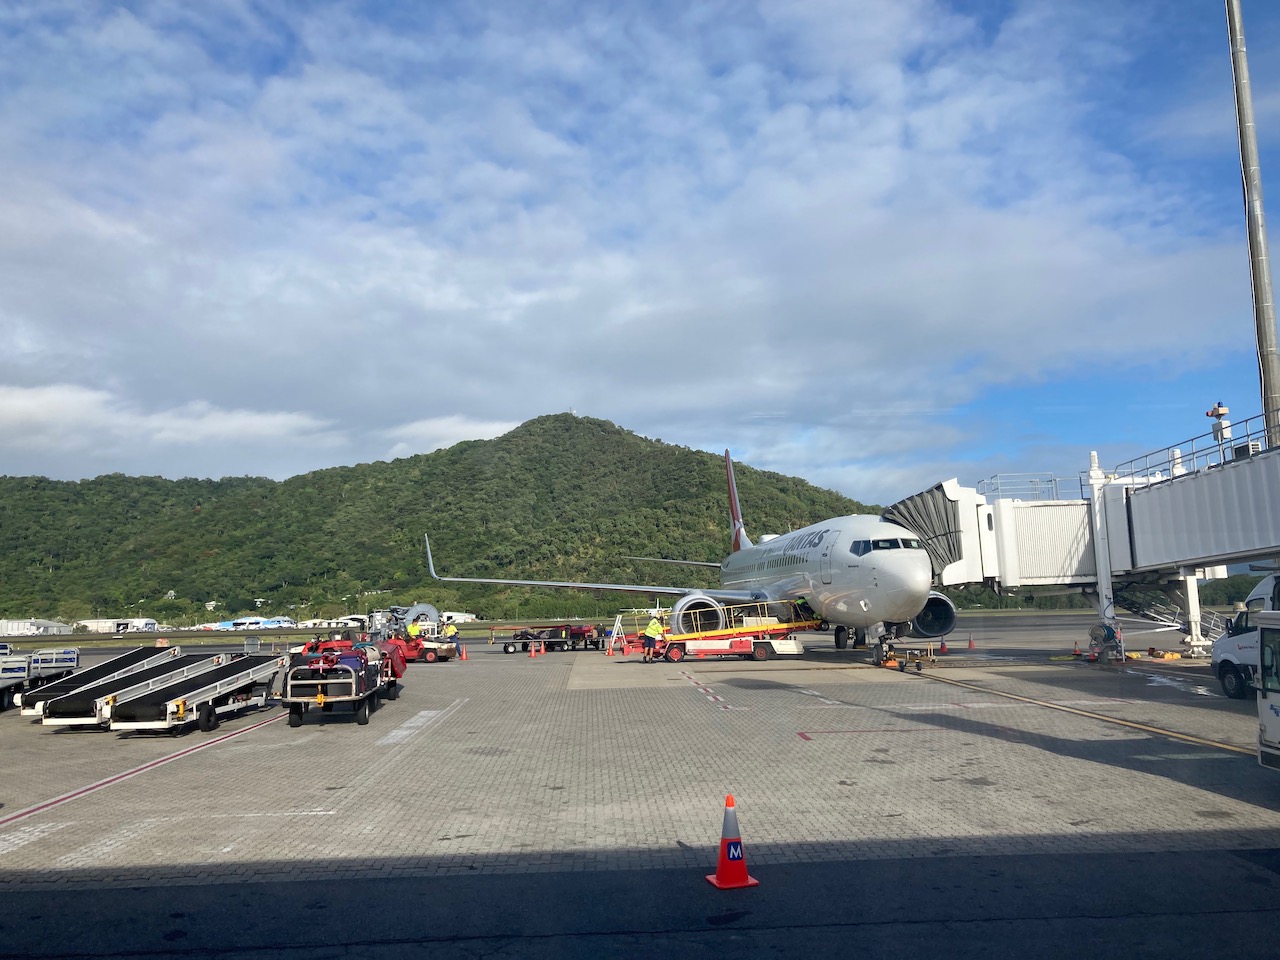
[643,615,664,663]
[407,618,422,639]
[443,620,459,643]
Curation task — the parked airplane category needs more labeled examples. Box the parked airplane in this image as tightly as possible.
[424,451,956,649]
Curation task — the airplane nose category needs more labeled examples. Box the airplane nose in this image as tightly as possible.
[879,552,933,620]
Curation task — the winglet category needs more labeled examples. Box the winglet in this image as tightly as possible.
[725,450,752,553]
[424,534,443,579]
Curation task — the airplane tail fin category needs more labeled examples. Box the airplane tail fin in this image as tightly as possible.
[725,450,752,553]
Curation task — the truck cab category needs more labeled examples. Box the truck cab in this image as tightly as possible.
[1211,574,1280,698]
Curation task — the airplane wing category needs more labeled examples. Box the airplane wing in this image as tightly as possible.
[622,556,722,569]
[424,535,761,603]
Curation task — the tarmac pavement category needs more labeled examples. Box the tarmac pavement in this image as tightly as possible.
[1,613,1277,959]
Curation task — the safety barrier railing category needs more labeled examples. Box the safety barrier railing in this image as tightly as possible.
[1101,410,1271,489]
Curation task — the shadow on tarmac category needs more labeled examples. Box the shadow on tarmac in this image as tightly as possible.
[4,840,1280,959]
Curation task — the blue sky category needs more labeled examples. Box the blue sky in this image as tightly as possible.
[2,0,1279,506]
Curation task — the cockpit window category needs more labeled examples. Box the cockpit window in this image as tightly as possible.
[851,537,925,555]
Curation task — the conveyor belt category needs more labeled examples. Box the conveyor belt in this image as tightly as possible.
[19,647,180,712]
[111,655,279,723]
[42,655,216,720]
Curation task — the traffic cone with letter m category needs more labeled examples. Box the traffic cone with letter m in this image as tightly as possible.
[706,794,759,889]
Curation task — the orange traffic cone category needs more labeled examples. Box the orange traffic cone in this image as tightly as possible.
[528,641,537,658]
[605,637,614,656]
[706,794,759,889]
[939,639,948,655]
[458,643,468,661]
[1073,641,1081,657]
[967,634,976,650]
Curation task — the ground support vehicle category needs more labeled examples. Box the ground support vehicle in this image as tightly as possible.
[1257,611,1280,770]
[40,653,225,727]
[109,654,286,734]
[393,621,456,662]
[281,642,404,728]
[500,624,601,654]
[16,646,184,717]
[1211,575,1280,698]
[619,616,821,662]
[0,648,80,712]
[411,637,458,662]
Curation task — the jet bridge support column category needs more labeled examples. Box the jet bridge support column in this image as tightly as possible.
[1087,453,1123,658]
[1180,568,1208,658]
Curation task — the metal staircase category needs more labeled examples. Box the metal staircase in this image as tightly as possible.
[1112,587,1224,656]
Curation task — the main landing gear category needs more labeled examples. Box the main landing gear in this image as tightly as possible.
[834,626,869,650]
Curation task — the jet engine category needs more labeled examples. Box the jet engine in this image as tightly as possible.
[906,591,958,639]
[670,592,727,635]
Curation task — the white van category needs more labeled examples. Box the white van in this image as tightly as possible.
[1212,574,1280,698]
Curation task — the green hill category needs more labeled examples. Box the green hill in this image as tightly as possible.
[0,414,873,624]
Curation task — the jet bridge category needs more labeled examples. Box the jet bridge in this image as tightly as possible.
[885,412,1280,657]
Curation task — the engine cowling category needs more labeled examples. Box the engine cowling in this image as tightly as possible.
[906,591,957,639]
[670,592,727,635]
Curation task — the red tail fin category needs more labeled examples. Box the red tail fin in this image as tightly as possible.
[725,450,752,553]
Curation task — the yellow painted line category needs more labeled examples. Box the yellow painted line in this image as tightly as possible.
[914,671,1255,756]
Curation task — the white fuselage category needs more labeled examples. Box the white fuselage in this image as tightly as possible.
[719,515,933,629]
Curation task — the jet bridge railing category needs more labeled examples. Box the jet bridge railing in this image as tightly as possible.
[976,473,1083,501]
[1107,410,1271,485]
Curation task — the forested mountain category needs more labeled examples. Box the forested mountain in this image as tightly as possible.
[0,414,874,624]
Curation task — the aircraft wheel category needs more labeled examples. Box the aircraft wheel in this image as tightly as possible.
[356,699,370,725]
[664,644,685,663]
[288,705,303,727]
[752,643,769,661]
[854,627,867,648]
[834,626,849,650]
[818,620,830,632]
[197,703,219,732]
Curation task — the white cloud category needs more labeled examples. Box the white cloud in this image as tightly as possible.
[381,415,522,461]
[0,0,1276,504]
[0,384,339,465]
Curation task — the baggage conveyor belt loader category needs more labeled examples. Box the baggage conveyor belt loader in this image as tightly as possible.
[614,604,821,662]
[109,654,286,734]
[41,652,226,728]
[17,646,184,718]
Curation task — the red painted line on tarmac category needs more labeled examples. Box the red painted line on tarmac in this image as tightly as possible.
[0,712,285,829]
